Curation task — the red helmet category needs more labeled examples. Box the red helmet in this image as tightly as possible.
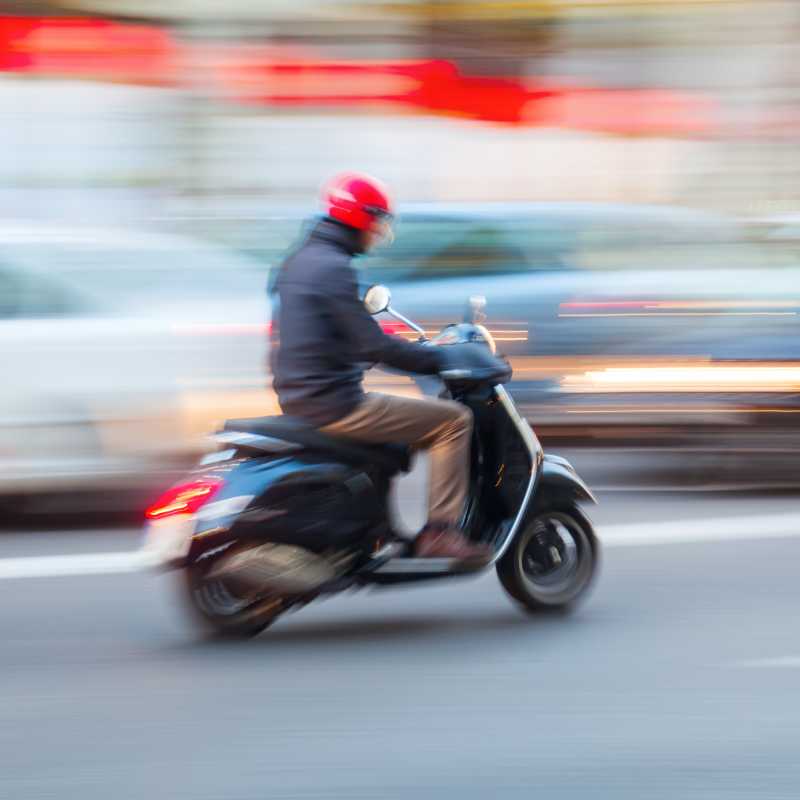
[321,172,394,232]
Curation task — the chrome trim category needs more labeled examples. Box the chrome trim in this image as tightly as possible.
[543,453,574,471]
[473,323,496,353]
[374,557,461,574]
[200,448,236,465]
[195,494,255,522]
[440,369,473,380]
[387,307,426,337]
[371,541,406,561]
[489,384,543,566]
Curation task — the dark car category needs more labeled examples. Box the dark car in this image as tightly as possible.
[357,202,800,436]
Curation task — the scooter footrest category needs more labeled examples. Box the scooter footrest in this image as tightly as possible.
[357,542,406,573]
[373,557,479,575]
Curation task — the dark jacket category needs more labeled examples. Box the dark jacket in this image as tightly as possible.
[271,218,441,426]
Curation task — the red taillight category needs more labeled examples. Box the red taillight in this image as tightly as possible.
[145,478,224,520]
[380,320,411,335]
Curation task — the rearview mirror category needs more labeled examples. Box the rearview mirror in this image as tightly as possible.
[364,284,391,315]
[464,294,487,323]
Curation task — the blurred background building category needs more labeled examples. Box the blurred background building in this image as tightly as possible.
[1,0,800,509]
[3,0,800,233]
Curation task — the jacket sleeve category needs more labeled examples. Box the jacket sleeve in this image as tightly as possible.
[327,263,442,375]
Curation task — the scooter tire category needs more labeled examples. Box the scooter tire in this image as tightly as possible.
[496,504,599,614]
[181,561,282,640]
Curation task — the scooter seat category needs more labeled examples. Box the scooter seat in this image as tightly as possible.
[223,416,412,474]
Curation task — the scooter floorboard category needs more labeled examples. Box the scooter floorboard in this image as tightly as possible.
[363,556,488,585]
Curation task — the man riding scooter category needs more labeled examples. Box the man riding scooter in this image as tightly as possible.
[142,172,598,635]
[270,172,492,567]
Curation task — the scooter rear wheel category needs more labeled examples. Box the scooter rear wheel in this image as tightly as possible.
[496,504,598,613]
[181,558,284,639]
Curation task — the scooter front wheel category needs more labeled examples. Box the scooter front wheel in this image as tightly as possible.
[181,559,284,639]
[496,505,598,613]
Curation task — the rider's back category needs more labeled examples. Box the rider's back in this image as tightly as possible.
[272,218,367,426]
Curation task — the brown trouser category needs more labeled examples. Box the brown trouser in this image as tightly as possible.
[320,393,472,526]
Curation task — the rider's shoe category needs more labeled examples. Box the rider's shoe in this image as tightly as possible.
[414,524,493,568]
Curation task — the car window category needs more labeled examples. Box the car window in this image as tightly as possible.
[367,214,759,280]
[5,241,262,301]
[262,212,771,281]
[0,265,23,318]
[572,219,762,270]
[414,224,531,275]
[0,263,86,319]
[512,219,581,269]
[365,219,549,280]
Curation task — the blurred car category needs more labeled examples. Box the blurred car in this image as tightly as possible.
[0,222,273,511]
[354,202,800,433]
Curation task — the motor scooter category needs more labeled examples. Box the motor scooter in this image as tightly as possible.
[142,286,599,638]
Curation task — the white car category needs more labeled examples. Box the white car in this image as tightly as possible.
[0,222,275,509]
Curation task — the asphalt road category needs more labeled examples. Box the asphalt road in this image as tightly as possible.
[2,491,800,799]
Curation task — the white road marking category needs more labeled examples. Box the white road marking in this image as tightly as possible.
[0,550,154,580]
[600,512,800,548]
[0,512,799,581]
[735,656,800,669]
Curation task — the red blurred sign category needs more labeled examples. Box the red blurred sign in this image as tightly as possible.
[217,53,713,135]
[0,16,714,135]
[0,16,174,83]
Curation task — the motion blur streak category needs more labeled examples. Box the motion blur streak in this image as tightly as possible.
[170,323,272,336]
[563,365,800,393]
[562,300,800,310]
[559,311,796,318]
[566,407,800,414]
[4,2,800,798]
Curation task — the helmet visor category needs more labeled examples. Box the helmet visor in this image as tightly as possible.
[367,208,395,247]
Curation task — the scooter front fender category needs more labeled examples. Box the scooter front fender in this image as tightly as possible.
[538,453,597,505]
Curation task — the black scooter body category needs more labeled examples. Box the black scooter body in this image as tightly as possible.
[183,364,591,586]
[148,319,599,637]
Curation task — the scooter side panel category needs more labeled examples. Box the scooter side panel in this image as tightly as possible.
[194,455,386,555]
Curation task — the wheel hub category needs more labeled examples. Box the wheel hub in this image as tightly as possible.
[521,518,579,586]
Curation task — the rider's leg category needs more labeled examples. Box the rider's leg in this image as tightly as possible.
[320,393,491,563]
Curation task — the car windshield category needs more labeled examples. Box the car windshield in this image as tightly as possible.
[364,217,571,280]
[4,239,264,305]
[362,213,771,280]
[572,218,764,270]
